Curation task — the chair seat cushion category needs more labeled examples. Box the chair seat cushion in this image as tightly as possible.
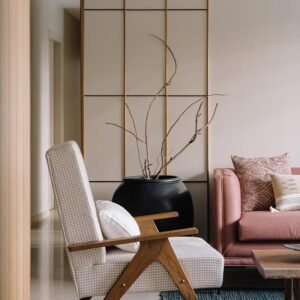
[74,237,224,298]
[239,211,300,241]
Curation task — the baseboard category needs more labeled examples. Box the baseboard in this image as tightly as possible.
[31,210,50,227]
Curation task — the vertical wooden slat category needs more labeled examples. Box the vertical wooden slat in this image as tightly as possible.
[164,0,168,175]
[123,0,127,177]
[80,0,85,153]
[0,0,30,299]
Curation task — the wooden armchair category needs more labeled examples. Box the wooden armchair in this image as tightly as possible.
[46,141,224,300]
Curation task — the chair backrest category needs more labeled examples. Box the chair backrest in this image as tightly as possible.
[46,141,106,274]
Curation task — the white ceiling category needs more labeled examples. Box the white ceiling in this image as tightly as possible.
[59,0,80,19]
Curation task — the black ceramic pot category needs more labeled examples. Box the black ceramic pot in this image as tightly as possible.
[112,175,194,231]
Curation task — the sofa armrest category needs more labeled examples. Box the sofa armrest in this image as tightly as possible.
[213,168,241,254]
[292,167,300,175]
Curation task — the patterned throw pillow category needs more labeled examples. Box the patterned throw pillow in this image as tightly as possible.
[232,153,291,211]
[271,174,300,211]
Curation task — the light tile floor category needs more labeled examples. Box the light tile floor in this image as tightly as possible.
[31,210,160,300]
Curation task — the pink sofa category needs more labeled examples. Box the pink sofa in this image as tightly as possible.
[213,167,300,266]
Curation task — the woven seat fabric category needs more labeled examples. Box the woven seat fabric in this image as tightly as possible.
[74,237,224,298]
[46,141,106,274]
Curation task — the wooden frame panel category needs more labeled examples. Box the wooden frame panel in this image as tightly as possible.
[84,0,123,9]
[84,97,124,181]
[84,11,124,95]
[125,97,165,176]
[167,97,207,181]
[90,182,121,200]
[126,11,165,95]
[167,11,207,95]
[82,0,210,238]
[185,183,208,239]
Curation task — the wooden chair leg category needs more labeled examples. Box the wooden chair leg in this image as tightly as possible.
[158,240,197,300]
[105,236,196,300]
[104,239,168,300]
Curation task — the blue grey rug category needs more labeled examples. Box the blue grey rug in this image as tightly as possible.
[160,288,284,299]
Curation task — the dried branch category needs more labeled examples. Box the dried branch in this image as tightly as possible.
[144,34,178,178]
[196,102,218,134]
[120,98,146,177]
[106,123,145,144]
[159,97,204,174]
[158,94,224,176]
[154,102,219,178]
[105,31,223,179]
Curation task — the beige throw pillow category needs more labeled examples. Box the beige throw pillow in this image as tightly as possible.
[271,174,300,211]
[232,153,291,212]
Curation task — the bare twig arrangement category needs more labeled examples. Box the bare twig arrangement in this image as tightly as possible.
[107,35,221,180]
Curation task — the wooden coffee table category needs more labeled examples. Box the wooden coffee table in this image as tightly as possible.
[252,249,300,300]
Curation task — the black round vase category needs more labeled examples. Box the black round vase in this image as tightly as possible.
[112,175,194,231]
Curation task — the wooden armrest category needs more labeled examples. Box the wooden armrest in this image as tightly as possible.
[68,227,198,252]
[135,211,179,222]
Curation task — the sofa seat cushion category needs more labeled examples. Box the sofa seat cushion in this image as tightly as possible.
[224,242,286,258]
[239,211,300,241]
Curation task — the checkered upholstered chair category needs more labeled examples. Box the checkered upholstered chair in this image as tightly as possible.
[46,141,224,300]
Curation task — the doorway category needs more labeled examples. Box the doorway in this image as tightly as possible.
[48,38,63,209]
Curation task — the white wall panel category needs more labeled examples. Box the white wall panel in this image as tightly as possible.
[90,182,121,200]
[167,98,207,181]
[84,97,123,180]
[169,0,207,9]
[168,12,207,95]
[126,0,207,9]
[126,12,165,95]
[125,97,164,176]
[127,0,164,9]
[185,183,207,239]
[85,0,207,10]
[84,0,123,9]
[84,11,123,95]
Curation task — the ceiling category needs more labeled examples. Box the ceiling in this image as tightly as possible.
[59,0,80,19]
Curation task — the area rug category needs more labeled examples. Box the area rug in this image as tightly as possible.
[160,288,284,299]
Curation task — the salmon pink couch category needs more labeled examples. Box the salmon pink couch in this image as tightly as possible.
[213,167,300,266]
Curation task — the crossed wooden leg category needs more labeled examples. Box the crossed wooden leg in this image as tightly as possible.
[71,213,198,300]
[104,238,197,300]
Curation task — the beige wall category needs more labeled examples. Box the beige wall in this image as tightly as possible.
[31,1,81,218]
[31,0,64,218]
[209,0,300,171]
[64,11,81,146]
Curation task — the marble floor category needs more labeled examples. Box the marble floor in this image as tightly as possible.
[31,210,160,300]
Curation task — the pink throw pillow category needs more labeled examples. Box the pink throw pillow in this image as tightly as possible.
[232,153,291,211]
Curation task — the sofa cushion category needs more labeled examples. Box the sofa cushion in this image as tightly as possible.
[232,153,291,212]
[239,211,300,241]
[271,174,300,211]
